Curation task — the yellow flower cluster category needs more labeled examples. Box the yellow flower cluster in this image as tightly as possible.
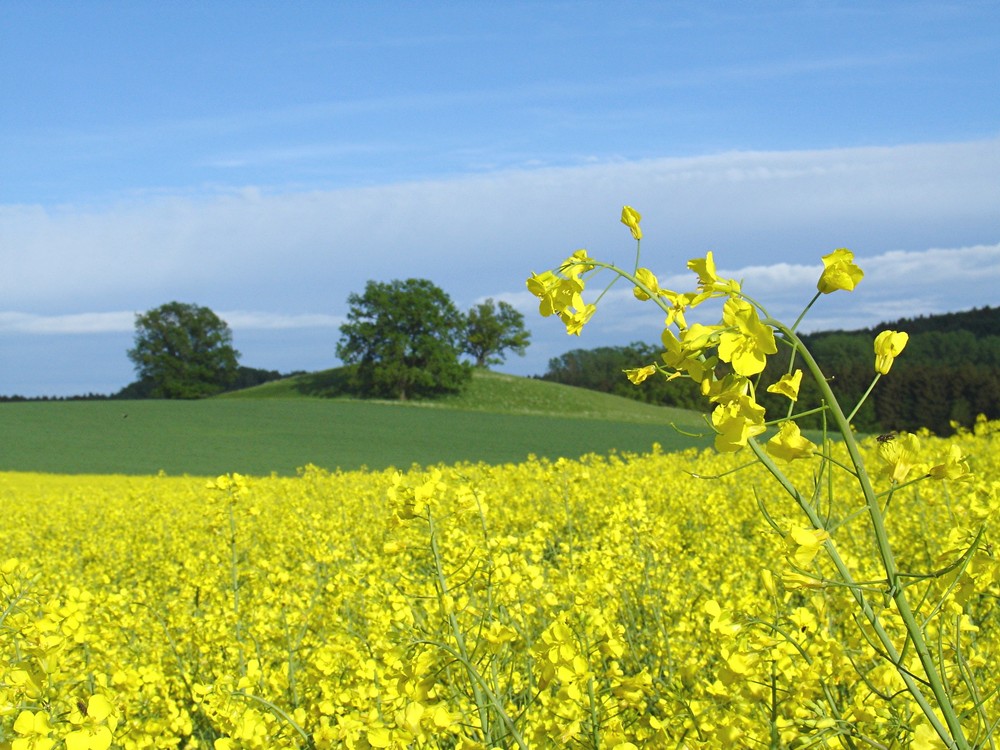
[1,421,997,748]
[526,209,880,455]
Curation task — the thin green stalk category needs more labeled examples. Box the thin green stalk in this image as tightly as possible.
[233,691,312,747]
[588,676,602,749]
[412,636,530,749]
[228,500,246,677]
[748,438,959,745]
[758,318,971,749]
[847,374,882,424]
[790,291,822,334]
[426,511,528,749]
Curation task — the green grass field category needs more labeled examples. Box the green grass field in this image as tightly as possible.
[0,371,712,476]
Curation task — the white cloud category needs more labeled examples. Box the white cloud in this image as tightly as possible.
[221,311,344,330]
[0,309,344,335]
[3,136,998,315]
[0,311,135,334]
[2,138,998,394]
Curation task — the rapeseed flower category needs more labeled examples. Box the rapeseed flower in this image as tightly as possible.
[4,406,1000,747]
[928,444,972,481]
[64,695,118,750]
[766,370,803,401]
[718,297,777,377]
[623,364,657,384]
[632,267,659,301]
[687,252,741,296]
[816,248,863,294]
[767,421,817,462]
[560,248,595,278]
[874,330,909,374]
[620,205,642,240]
[12,710,55,750]
[526,271,584,318]
[560,302,597,335]
[711,393,766,452]
[785,526,830,567]
[877,431,921,483]
[660,289,697,328]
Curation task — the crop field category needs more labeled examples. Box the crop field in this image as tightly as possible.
[0,372,711,476]
[1,419,997,749]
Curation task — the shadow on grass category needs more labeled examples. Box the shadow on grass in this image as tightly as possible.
[292,368,356,398]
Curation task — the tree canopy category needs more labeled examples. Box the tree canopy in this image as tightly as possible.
[463,298,531,367]
[126,302,240,399]
[336,278,472,400]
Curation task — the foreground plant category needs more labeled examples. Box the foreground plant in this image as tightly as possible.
[527,207,995,748]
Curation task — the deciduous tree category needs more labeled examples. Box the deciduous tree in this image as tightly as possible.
[127,302,240,399]
[336,279,471,400]
[463,298,531,367]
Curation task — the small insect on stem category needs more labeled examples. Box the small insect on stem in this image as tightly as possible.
[876,432,897,444]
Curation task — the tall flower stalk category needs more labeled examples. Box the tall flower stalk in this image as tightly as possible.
[526,206,988,748]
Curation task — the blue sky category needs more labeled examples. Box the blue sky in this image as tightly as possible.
[1,1,999,396]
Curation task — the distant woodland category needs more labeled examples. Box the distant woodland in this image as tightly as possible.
[541,306,1000,435]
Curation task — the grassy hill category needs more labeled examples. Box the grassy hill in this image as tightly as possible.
[0,370,711,476]
[219,368,702,424]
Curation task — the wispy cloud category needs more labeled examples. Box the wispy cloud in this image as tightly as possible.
[0,311,135,335]
[2,138,998,393]
[221,311,344,330]
[0,310,344,335]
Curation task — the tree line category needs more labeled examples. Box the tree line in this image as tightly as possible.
[542,306,1000,435]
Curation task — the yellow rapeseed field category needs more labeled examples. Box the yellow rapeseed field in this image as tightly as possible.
[1,420,997,749]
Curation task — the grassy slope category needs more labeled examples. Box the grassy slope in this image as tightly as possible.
[221,368,702,424]
[1,371,711,476]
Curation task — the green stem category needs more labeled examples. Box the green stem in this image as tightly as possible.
[582,260,675,318]
[847,374,882,424]
[233,691,312,747]
[759,319,970,749]
[749,438,961,746]
[427,511,527,749]
[791,291,822,334]
[228,501,246,676]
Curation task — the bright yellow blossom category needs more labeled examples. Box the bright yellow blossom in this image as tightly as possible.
[561,302,597,335]
[782,571,824,590]
[12,710,55,750]
[877,431,921,483]
[660,325,721,390]
[526,271,583,318]
[711,393,766,452]
[767,421,817,462]
[620,205,642,240]
[623,364,657,384]
[874,330,909,374]
[687,251,741,296]
[526,269,559,298]
[766,370,803,401]
[785,526,830,567]
[65,695,117,750]
[660,289,697,328]
[560,248,596,278]
[632,267,659,300]
[718,297,777,376]
[816,248,863,293]
[929,444,972,481]
[910,722,949,750]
